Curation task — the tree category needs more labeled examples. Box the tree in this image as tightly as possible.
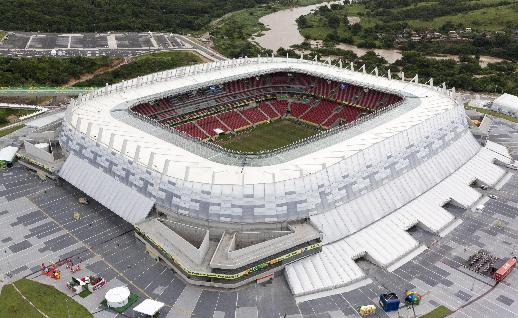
[351,23,362,35]
[296,15,310,28]
[327,15,340,29]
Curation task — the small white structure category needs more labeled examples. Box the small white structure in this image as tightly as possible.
[492,93,518,117]
[24,141,55,163]
[105,286,130,308]
[133,299,165,317]
[0,146,19,164]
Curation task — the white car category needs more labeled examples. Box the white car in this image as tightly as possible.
[488,194,498,199]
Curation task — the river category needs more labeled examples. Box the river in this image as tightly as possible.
[252,0,346,51]
[252,1,505,66]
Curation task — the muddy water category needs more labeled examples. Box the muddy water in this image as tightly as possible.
[335,43,403,63]
[425,54,505,67]
[253,0,346,51]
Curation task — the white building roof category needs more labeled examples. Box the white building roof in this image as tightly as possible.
[492,93,518,115]
[133,299,165,316]
[286,140,511,300]
[64,57,458,186]
[0,146,19,162]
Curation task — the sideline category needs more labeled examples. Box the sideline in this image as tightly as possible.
[11,282,50,318]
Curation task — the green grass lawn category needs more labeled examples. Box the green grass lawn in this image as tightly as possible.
[0,284,43,318]
[0,108,35,128]
[420,305,452,318]
[214,118,321,153]
[0,279,92,318]
[0,124,25,137]
[0,31,6,41]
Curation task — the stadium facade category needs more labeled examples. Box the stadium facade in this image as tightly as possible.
[58,57,512,300]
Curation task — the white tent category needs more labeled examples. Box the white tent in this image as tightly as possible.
[133,299,165,316]
[105,286,130,308]
[492,93,518,116]
[0,146,19,163]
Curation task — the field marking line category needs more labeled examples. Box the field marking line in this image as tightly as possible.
[12,282,49,318]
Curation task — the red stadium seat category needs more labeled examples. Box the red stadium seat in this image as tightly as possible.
[240,107,268,124]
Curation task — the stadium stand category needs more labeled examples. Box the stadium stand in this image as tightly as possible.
[270,100,289,117]
[61,57,511,297]
[289,102,311,118]
[240,107,268,124]
[195,115,227,136]
[218,110,250,130]
[175,122,208,139]
[258,101,280,119]
[301,100,339,125]
[129,72,402,139]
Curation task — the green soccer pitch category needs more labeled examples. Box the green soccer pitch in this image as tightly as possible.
[213,118,322,153]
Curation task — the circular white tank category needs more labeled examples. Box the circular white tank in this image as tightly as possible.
[105,286,130,308]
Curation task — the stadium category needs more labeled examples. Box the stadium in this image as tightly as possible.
[58,56,512,301]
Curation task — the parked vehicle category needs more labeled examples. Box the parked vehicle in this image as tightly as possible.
[379,293,400,312]
[493,257,517,282]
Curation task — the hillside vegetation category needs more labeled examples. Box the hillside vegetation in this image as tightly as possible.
[0,56,114,87]
[75,51,202,87]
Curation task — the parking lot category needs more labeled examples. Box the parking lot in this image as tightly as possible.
[0,32,225,60]
[0,119,517,317]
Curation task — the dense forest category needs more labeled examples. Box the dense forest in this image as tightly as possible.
[0,0,271,33]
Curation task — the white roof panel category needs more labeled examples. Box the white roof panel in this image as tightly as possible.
[64,58,459,186]
[133,299,165,316]
[0,146,19,162]
[59,154,155,224]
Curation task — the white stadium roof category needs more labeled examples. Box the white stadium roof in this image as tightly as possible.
[60,57,513,300]
[64,57,457,185]
[59,154,154,224]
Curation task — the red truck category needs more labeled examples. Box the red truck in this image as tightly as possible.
[493,257,517,282]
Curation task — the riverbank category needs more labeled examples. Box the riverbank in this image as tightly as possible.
[252,0,345,51]
[335,43,506,66]
[208,0,331,58]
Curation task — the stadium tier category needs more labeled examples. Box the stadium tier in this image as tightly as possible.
[128,72,402,140]
[59,57,511,297]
